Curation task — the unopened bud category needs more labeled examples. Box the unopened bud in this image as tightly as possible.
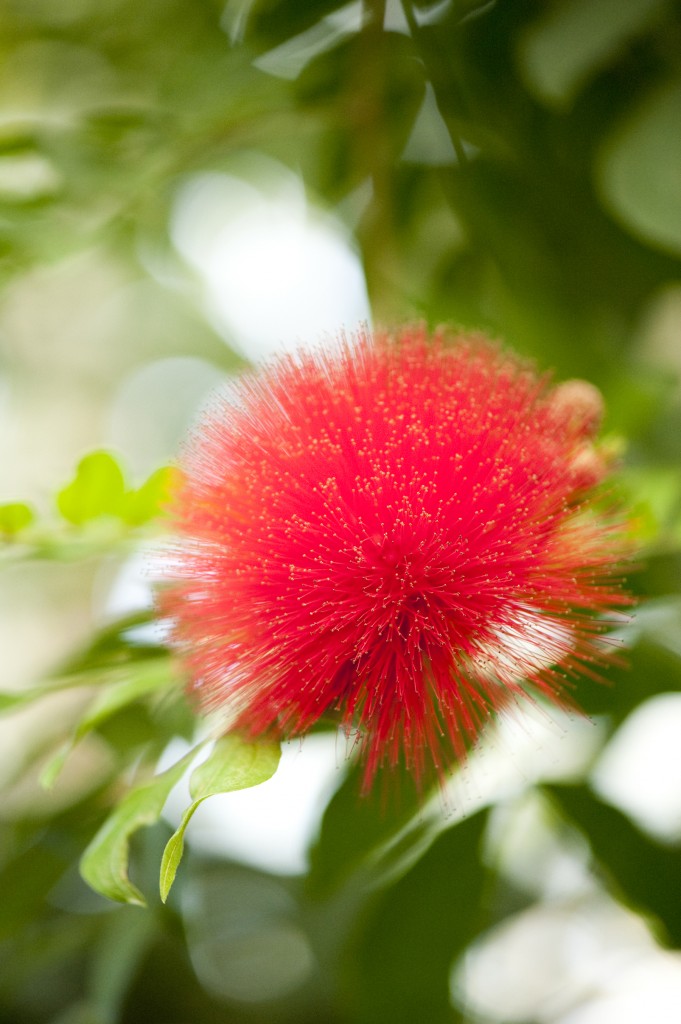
[550,379,604,438]
[569,442,607,491]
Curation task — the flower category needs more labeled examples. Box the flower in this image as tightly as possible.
[161,326,631,788]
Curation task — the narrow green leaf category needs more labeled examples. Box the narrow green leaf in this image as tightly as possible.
[0,649,170,718]
[75,660,179,737]
[80,745,202,906]
[0,501,34,536]
[159,805,197,905]
[56,451,126,525]
[0,674,109,713]
[39,741,73,790]
[159,735,281,903]
[56,609,158,676]
[41,658,179,789]
[0,689,37,712]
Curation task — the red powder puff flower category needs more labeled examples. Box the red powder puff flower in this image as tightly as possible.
[161,326,631,788]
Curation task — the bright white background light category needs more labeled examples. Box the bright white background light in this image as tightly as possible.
[171,163,371,361]
[592,692,681,841]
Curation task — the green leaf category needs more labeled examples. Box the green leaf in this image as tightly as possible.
[307,759,424,898]
[121,465,180,526]
[345,811,489,1024]
[0,613,169,717]
[0,670,127,715]
[89,906,157,1022]
[159,734,281,903]
[597,74,681,258]
[56,451,126,525]
[80,745,202,906]
[41,658,180,789]
[517,0,667,109]
[239,0,349,51]
[0,689,40,712]
[73,659,179,736]
[547,784,681,947]
[56,610,159,676]
[0,502,35,536]
[574,637,681,727]
[0,836,73,942]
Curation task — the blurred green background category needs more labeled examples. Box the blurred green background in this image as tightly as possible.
[1,0,681,1022]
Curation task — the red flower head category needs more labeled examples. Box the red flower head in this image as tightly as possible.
[161,326,631,789]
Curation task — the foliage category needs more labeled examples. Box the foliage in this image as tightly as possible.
[1,1,680,1022]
